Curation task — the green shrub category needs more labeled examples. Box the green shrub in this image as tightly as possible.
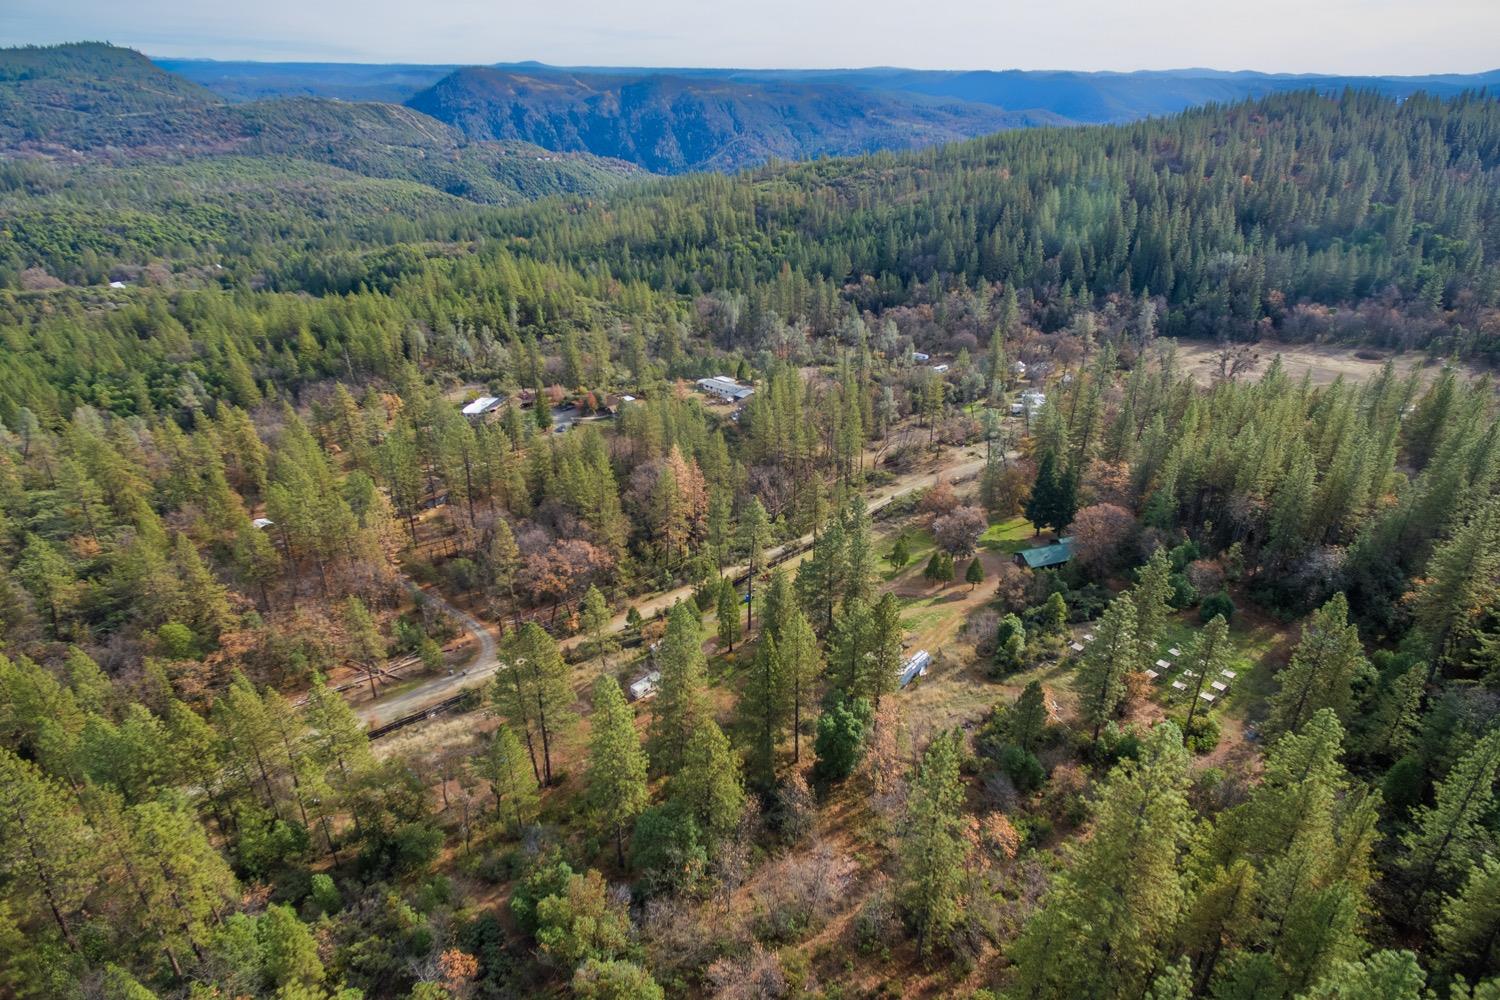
[629,805,707,896]
[998,745,1045,793]
[155,621,197,659]
[1168,573,1198,609]
[1200,590,1236,623]
[1183,714,1221,754]
[308,873,341,916]
[812,696,874,788]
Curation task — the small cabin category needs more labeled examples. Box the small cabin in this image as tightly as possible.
[912,351,931,362]
[1015,537,1075,570]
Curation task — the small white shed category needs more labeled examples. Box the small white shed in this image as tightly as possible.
[628,671,661,702]
[898,650,931,689]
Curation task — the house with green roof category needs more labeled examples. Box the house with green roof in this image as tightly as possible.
[1015,536,1075,570]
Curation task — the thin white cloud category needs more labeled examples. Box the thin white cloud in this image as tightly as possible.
[3,0,1496,74]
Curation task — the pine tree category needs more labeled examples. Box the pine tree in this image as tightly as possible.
[1434,856,1500,982]
[1176,859,1258,993]
[1268,593,1370,735]
[580,586,614,664]
[0,748,95,949]
[477,725,539,836]
[171,532,233,643]
[214,672,289,821]
[965,557,985,589]
[1145,959,1193,1000]
[1076,594,1138,741]
[778,607,822,764]
[648,602,711,774]
[1025,450,1061,535]
[586,677,649,866]
[888,533,911,571]
[486,518,522,612]
[715,577,741,652]
[668,719,745,842]
[509,623,575,787]
[759,567,794,644]
[63,645,113,718]
[572,958,666,1000]
[1005,680,1049,753]
[1403,730,1500,895]
[1131,549,1174,670]
[15,534,77,637]
[898,730,968,955]
[707,487,732,569]
[534,384,553,433]
[865,593,903,706]
[828,598,873,699]
[842,495,876,607]
[1183,614,1231,735]
[743,634,785,787]
[1415,498,1500,677]
[739,496,773,631]
[301,675,373,821]
[125,797,239,966]
[1355,663,1425,761]
[256,903,325,990]
[923,550,954,588]
[797,514,847,633]
[1007,722,1192,999]
[343,596,387,700]
[1201,711,1380,996]
[1298,951,1428,1000]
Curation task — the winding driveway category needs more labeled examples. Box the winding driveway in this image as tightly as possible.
[355,447,992,730]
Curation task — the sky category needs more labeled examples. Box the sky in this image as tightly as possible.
[4,0,1498,75]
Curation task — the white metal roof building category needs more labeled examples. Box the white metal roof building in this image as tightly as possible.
[461,395,505,417]
[696,376,754,401]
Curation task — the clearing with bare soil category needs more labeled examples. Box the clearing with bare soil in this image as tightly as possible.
[1173,338,1474,387]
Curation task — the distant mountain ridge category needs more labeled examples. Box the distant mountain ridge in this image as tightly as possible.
[0,43,640,205]
[165,55,1500,126]
[402,66,1060,173]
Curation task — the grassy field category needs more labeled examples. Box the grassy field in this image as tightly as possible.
[1139,607,1292,746]
[880,526,935,580]
[979,514,1039,554]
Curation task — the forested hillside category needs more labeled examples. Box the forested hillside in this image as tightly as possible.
[6,87,1497,357]
[0,44,639,224]
[404,67,1061,172]
[1,74,1499,1000]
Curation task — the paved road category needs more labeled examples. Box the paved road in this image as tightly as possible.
[354,448,991,729]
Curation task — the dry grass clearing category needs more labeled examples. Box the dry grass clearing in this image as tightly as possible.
[1173,338,1463,387]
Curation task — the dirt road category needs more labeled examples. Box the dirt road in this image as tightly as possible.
[355,447,990,730]
[355,585,501,729]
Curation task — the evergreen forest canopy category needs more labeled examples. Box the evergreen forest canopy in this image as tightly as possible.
[0,46,1499,1000]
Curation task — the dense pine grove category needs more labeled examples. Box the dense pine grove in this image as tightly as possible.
[1,48,1499,1000]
